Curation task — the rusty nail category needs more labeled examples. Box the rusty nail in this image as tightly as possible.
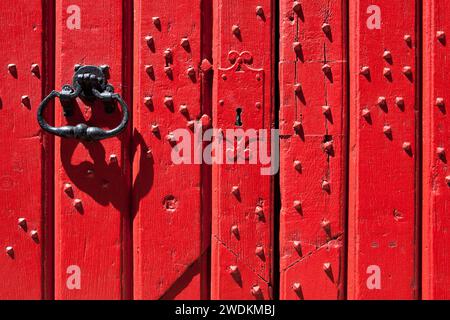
[437,31,446,42]
[360,66,370,76]
[256,6,264,16]
[164,96,173,108]
[402,142,412,153]
[293,160,301,171]
[361,108,371,119]
[31,63,40,75]
[232,25,240,36]
[322,64,331,74]
[292,1,301,14]
[383,50,392,61]
[5,246,14,257]
[180,37,189,49]
[436,97,445,108]
[322,180,330,192]
[144,96,153,107]
[231,186,240,196]
[18,218,27,229]
[151,124,159,133]
[293,200,302,212]
[383,125,392,136]
[322,23,331,35]
[109,154,118,163]
[383,67,391,78]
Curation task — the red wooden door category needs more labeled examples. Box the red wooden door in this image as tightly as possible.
[2,0,450,301]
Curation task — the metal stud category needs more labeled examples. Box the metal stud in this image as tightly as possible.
[152,17,161,27]
[255,206,264,218]
[361,108,371,120]
[322,23,331,35]
[402,142,412,153]
[145,35,154,47]
[229,265,239,275]
[179,104,188,115]
[436,31,446,43]
[402,66,412,77]
[251,285,261,296]
[180,37,190,49]
[21,95,30,107]
[73,199,82,210]
[383,67,392,78]
[322,105,331,117]
[232,25,240,36]
[293,42,302,54]
[293,241,301,251]
[293,160,301,171]
[231,225,239,237]
[187,66,196,78]
[436,97,445,108]
[109,154,118,163]
[293,121,302,132]
[292,282,302,293]
[437,147,445,159]
[360,66,370,76]
[255,246,264,258]
[292,1,301,14]
[322,64,331,74]
[164,66,173,77]
[151,124,159,133]
[445,175,450,186]
[7,63,16,75]
[18,218,27,229]
[164,48,172,60]
[322,180,330,192]
[231,186,240,196]
[294,83,302,95]
[31,230,39,241]
[144,96,153,107]
[164,96,174,108]
[378,96,387,107]
[323,141,333,154]
[145,65,154,76]
[404,34,412,45]
[256,6,264,17]
[31,63,40,76]
[166,132,176,144]
[383,125,392,136]
[186,120,195,130]
[395,97,405,108]
[5,246,14,257]
[293,200,302,212]
[383,50,392,61]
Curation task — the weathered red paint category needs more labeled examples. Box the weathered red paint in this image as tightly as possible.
[132,0,210,299]
[211,0,274,300]
[348,1,418,299]
[279,0,347,300]
[54,0,132,299]
[423,0,450,300]
[0,0,53,300]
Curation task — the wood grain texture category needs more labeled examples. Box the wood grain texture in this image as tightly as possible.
[54,0,131,299]
[348,0,418,299]
[133,0,210,299]
[0,0,53,299]
[211,0,274,300]
[423,0,450,300]
[279,0,347,300]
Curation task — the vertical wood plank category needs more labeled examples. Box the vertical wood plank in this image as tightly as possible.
[348,0,419,299]
[0,0,53,300]
[211,0,275,299]
[54,0,131,299]
[279,0,347,300]
[133,0,210,299]
[423,0,450,300]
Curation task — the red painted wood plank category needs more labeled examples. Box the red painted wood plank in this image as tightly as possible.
[423,0,450,300]
[0,0,53,299]
[211,0,274,299]
[54,0,132,299]
[133,0,210,299]
[279,0,347,300]
[348,1,418,299]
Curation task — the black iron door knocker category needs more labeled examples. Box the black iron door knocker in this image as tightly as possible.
[37,65,129,141]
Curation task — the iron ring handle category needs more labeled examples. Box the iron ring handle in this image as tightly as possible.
[37,87,129,141]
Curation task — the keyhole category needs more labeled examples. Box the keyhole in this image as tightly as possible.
[235,108,243,126]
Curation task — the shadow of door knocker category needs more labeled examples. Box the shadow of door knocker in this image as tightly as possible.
[37,65,129,141]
